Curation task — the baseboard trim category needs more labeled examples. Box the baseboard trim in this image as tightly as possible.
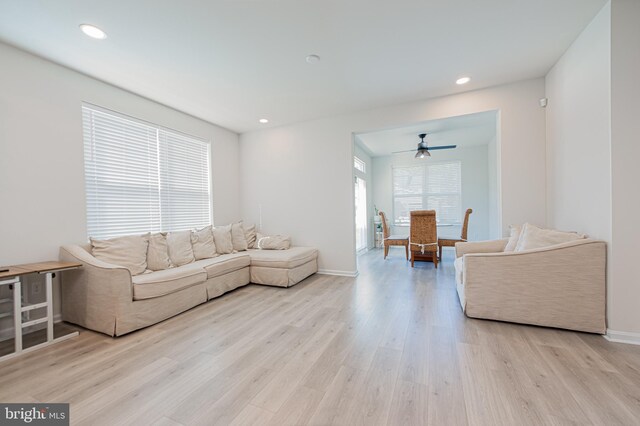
[317,269,359,278]
[604,329,640,346]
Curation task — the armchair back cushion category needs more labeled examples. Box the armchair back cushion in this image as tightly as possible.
[503,224,522,252]
[514,223,585,252]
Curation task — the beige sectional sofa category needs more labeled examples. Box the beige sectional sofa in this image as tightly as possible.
[59,244,318,336]
[454,238,606,334]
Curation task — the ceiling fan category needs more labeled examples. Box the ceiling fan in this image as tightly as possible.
[393,133,457,158]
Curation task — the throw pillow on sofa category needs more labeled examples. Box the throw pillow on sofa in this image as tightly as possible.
[167,230,195,266]
[147,233,172,270]
[91,233,149,275]
[231,221,248,251]
[191,225,218,260]
[503,224,522,252]
[514,223,585,252]
[244,223,257,249]
[255,233,291,250]
[212,224,234,254]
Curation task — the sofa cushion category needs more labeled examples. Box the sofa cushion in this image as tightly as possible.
[132,263,207,300]
[514,223,585,252]
[147,233,172,271]
[231,221,248,251]
[91,233,150,276]
[213,225,234,254]
[250,260,317,287]
[244,224,257,249]
[255,234,292,250]
[247,247,317,269]
[191,226,218,260]
[192,253,251,279]
[167,230,195,266]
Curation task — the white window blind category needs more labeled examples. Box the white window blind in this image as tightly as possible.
[83,105,212,239]
[392,161,461,225]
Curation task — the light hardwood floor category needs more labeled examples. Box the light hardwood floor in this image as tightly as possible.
[1,249,639,425]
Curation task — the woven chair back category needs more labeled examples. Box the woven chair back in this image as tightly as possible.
[410,210,437,245]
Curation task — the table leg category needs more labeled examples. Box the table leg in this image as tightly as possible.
[46,272,53,342]
[13,279,22,354]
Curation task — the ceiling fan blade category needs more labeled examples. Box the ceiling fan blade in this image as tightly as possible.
[391,149,416,154]
[427,145,457,151]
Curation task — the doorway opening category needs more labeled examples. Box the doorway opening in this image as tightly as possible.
[352,110,500,263]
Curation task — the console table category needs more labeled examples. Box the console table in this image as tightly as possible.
[0,261,81,362]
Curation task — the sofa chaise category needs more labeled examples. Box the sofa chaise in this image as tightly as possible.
[59,244,318,336]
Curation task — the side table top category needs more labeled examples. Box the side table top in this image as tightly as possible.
[0,266,33,280]
[17,261,82,274]
[0,261,82,280]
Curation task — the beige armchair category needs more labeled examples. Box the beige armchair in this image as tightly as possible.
[454,238,606,334]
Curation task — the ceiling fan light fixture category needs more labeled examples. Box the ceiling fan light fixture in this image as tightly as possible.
[415,149,430,159]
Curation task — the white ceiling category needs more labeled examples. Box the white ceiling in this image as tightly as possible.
[356,110,497,157]
[0,0,605,133]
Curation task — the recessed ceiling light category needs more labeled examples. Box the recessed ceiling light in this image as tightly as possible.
[80,24,107,40]
[259,118,269,124]
[305,54,320,64]
[456,76,471,85]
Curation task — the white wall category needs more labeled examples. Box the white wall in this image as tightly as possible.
[545,3,611,242]
[609,0,640,337]
[371,145,492,242]
[353,142,375,249]
[487,135,500,239]
[240,78,546,274]
[546,0,640,338]
[0,42,240,329]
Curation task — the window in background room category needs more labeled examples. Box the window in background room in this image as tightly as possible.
[82,104,211,239]
[354,156,366,173]
[392,161,461,225]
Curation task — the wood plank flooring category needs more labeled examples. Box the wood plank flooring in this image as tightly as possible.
[1,248,639,425]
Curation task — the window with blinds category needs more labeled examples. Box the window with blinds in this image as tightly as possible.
[82,104,212,239]
[392,161,462,225]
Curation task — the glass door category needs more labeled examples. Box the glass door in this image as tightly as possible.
[354,176,368,252]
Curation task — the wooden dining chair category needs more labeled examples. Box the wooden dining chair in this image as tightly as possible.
[409,210,438,268]
[438,208,473,260]
[379,211,409,260]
